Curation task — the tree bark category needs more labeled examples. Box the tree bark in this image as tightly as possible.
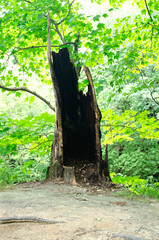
[47,47,103,183]
[101,144,112,182]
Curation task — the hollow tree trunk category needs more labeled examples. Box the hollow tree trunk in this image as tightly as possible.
[47,47,103,183]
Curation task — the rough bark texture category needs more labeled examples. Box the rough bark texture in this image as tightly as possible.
[47,47,103,183]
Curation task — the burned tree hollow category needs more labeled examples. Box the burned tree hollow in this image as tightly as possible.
[47,47,103,183]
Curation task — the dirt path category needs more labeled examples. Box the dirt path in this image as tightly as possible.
[0,181,158,240]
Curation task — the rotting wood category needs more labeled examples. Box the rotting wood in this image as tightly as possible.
[84,66,102,179]
[63,166,76,184]
[47,11,64,178]
[46,13,109,184]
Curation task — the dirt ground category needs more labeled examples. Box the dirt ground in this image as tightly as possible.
[0,181,158,240]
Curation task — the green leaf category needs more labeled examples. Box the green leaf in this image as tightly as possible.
[97,23,105,29]
[93,15,100,21]
[15,92,22,97]
[102,13,108,18]
[110,81,114,87]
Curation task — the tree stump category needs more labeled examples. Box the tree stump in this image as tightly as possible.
[47,47,104,183]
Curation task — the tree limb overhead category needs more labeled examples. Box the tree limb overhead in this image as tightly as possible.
[0,84,55,111]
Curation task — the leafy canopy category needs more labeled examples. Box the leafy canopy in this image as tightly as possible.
[0,0,158,92]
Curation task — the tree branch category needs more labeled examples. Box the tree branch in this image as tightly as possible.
[12,42,75,53]
[24,0,32,4]
[143,0,154,48]
[144,0,154,23]
[47,11,52,68]
[25,0,75,45]
[57,0,76,25]
[44,12,66,43]
[47,11,56,83]
[50,19,66,43]
[25,0,73,44]
[0,84,55,111]
[101,124,136,131]
[148,88,159,105]
[29,140,53,150]
[44,0,75,43]
[135,65,159,106]
[151,25,154,48]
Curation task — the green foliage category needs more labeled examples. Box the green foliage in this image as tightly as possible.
[87,0,159,100]
[0,0,159,193]
[0,156,48,187]
[107,0,159,10]
[0,0,91,89]
[111,173,159,199]
[101,109,159,145]
[0,112,55,186]
[0,112,55,154]
[109,139,159,179]
[1,0,158,91]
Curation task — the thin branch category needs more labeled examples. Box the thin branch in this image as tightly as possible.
[131,21,152,31]
[57,0,76,25]
[74,31,80,52]
[134,65,159,106]
[0,84,55,111]
[44,0,75,43]
[144,0,154,23]
[24,0,67,44]
[101,123,158,141]
[101,124,136,131]
[47,11,56,83]
[13,42,75,53]
[25,0,75,45]
[57,12,65,38]
[47,11,52,65]
[50,19,66,43]
[44,12,66,43]
[148,88,159,105]
[24,0,32,4]
[29,140,53,150]
[151,26,154,48]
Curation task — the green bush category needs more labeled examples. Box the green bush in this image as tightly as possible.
[0,112,54,187]
[109,138,159,180]
[0,156,49,186]
[111,173,159,199]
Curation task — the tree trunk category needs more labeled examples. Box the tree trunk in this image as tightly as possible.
[47,47,103,183]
